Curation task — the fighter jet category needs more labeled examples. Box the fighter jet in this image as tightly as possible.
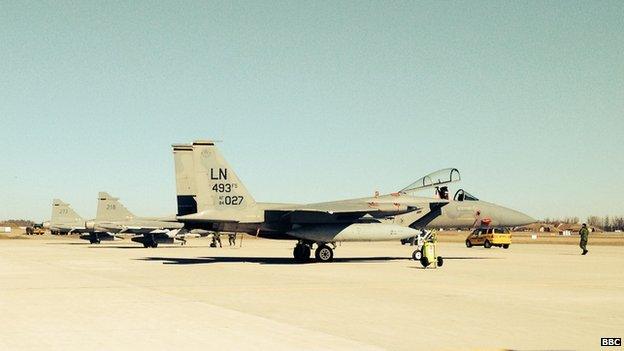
[176,140,535,262]
[81,192,185,247]
[43,199,89,235]
[173,143,198,216]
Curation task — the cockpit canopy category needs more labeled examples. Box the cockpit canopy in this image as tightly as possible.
[453,189,479,201]
[399,168,461,194]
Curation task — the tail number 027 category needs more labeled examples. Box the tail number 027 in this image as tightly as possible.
[220,196,244,206]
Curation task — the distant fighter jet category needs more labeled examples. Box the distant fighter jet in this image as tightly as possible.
[175,140,535,262]
[81,192,185,247]
[43,199,89,235]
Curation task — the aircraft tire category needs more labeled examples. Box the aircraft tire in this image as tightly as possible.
[292,246,300,260]
[420,256,430,268]
[412,250,422,261]
[293,245,307,262]
[465,240,472,248]
[315,245,333,262]
[143,243,150,248]
[484,240,492,248]
[502,244,509,249]
[437,256,444,267]
[151,242,158,248]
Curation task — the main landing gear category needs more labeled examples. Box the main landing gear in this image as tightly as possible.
[315,245,334,262]
[292,241,334,263]
[293,242,311,262]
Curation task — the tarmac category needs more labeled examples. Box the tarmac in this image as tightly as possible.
[1,235,622,350]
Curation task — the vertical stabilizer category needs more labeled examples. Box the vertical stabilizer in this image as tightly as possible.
[96,192,135,221]
[192,140,256,213]
[172,144,197,216]
[51,199,84,226]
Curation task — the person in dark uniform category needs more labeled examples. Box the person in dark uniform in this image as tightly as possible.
[438,186,449,200]
[228,233,236,246]
[212,232,222,248]
[579,223,589,255]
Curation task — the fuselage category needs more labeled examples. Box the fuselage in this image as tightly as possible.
[181,193,534,243]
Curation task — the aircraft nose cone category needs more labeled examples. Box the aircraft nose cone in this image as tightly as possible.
[500,208,535,227]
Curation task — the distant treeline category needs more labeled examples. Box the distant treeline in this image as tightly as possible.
[542,216,624,231]
[542,217,580,225]
[0,219,36,227]
[587,216,624,231]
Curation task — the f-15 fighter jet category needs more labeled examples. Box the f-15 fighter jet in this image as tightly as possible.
[175,140,534,262]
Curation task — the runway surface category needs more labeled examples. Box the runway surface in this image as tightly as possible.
[1,236,622,350]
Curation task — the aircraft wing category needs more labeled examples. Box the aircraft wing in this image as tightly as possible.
[284,207,383,215]
[266,200,422,224]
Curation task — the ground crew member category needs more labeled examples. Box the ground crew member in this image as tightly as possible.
[579,223,589,255]
[228,233,236,246]
[213,232,222,248]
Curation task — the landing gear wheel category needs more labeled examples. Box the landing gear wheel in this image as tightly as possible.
[151,242,158,248]
[143,243,150,248]
[484,240,492,248]
[437,256,444,267]
[420,256,430,268]
[465,240,472,248]
[502,244,509,249]
[412,250,422,261]
[90,239,100,244]
[293,244,311,262]
[315,245,334,262]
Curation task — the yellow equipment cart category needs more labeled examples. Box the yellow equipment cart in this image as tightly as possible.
[419,232,444,268]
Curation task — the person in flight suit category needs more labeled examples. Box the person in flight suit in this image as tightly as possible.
[228,233,236,246]
[212,232,222,248]
[579,223,589,255]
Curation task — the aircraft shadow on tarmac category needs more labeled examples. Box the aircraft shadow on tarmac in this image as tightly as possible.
[45,243,213,249]
[139,256,411,265]
[138,255,502,265]
[443,256,503,260]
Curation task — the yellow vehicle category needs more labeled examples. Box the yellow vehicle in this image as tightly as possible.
[465,227,511,249]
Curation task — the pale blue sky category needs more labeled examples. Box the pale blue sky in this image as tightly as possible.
[1,1,623,221]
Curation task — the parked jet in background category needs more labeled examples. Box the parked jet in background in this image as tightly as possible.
[43,199,88,235]
[173,143,198,216]
[171,144,212,238]
[81,192,185,247]
[176,140,535,262]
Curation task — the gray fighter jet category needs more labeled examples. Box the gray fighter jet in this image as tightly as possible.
[176,140,535,262]
[81,192,185,247]
[43,199,89,235]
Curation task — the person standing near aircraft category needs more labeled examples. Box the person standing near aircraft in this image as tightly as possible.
[213,232,222,248]
[228,233,236,246]
[579,223,589,255]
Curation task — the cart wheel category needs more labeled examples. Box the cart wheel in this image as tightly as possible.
[412,250,422,261]
[420,256,430,268]
[484,240,492,248]
[502,244,509,249]
[465,240,472,248]
[437,256,444,267]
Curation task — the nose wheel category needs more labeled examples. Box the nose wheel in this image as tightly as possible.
[412,249,422,261]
